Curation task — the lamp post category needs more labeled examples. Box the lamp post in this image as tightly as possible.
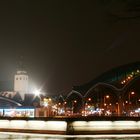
[64,101,67,116]
[72,100,77,116]
[87,98,92,115]
[103,95,110,115]
[58,102,61,115]
[128,91,135,114]
[104,95,109,107]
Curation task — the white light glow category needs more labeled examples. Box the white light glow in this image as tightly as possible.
[0,120,140,133]
[113,121,138,130]
[72,121,140,131]
[34,89,41,96]
[0,120,10,128]
[10,120,27,129]
[28,121,46,130]
[45,121,67,131]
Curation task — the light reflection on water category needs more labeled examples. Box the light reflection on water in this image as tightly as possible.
[0,133,140,140]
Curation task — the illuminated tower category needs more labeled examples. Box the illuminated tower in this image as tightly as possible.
[14,70,29,100]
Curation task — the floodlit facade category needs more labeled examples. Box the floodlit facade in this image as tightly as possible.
[14,71,29,100]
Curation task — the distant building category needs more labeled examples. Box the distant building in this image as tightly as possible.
[14,70,29,100]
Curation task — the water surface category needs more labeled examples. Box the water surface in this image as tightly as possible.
[0,132,140,140]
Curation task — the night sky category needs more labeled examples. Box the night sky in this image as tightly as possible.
[0,0,140,96]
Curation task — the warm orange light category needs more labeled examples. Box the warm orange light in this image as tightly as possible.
[131,91,135,95]
[87,105,90,108]
[58,103,61,105]
[125,101,128,104]
[88,98,91,101]
[64,102,67,104]
[106,95,109,99]
[128,76,131,79]
[74,100,77,103]
[43,98,47,101]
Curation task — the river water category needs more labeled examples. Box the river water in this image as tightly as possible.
[0,132,140,140]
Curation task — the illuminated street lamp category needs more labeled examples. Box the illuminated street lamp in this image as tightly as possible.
[88,98,91,101]
[103,95,110,115]
[42,97,52,107]
[34,89,41,96]
[106,95,110,99]
[74,100,77,103]
[63,101,67,116]
[129,91,135,104]
[72,100,77,115]
[128,91,136,114]
[131,91,135,95]
[104,95,110,106]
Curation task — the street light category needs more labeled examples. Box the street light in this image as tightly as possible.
[63,101,67,116]
[103,95,110,115]
[72,100,77,115]
[128,91,135,115]
[34,89,41,96]
[106,95,110,99]
[104,95,110,106]
[129,91,135,104]
[131,91,135,95]
[88,98,91,101]
[74,100,77,103]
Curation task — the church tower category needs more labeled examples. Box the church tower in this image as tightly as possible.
[14,70,28,100]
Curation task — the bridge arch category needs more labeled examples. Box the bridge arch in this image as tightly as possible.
[123,75,140,94]
[66,90,83,113]
[66,90,83,101]
[0,96,22,106]
[84,82,119,98]
[57,94,65,103]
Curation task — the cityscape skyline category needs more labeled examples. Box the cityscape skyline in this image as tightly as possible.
[0,0,140,96]
[0,1,140,138]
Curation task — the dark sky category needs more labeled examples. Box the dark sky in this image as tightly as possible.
[0,0,140,95]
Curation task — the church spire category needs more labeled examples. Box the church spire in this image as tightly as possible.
[15,55,28,100]
[17,55,24,71]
